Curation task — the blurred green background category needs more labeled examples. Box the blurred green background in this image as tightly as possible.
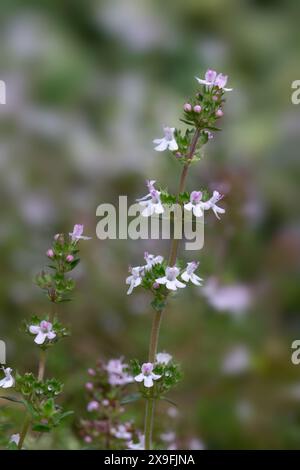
[1,0,300,449]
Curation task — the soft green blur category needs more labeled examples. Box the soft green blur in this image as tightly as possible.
[0,0,300,449]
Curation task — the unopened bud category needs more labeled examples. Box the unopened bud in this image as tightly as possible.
[193,105,202,113]
[183,103,192,112]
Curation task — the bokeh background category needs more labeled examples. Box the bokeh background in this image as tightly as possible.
[1,0,300,449]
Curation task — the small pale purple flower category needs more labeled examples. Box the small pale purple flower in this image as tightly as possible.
[69,224,91,241]
[0,367,14,389]
[195,69,232,91]
[134,362,161,388]
[156,266,186,291]
[87,400,99,412]
[106,358,134,386]
[153,127,178,152]
[156,352,172,365]
[144,252,163,271]
[126,266,143,295]
[181,261,203,286]
[193,105,202,113]
[184,191,204,218]
[66,254,74,263]
[202,191,225,219]
[29,321,56,345]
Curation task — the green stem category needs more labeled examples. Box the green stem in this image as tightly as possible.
[144,398,155,450]
[17,415,31,450]
[143,127,201,450]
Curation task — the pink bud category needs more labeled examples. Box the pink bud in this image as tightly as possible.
[153,282,160,289]
[183,103,192,112]
[212,95,219,102]
[175,152,182,158]
[84,436,92,444]
[193,105,202,113]
[46,249,54,259]
[66,254,74,263]
[88,368,96,376]
[216,109,224,117]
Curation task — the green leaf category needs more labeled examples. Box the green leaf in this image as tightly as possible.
[179,118,195,126]
[161,396,178,407]
[121,393,142,405]
[0,395,23,404]
[32,423,51,433]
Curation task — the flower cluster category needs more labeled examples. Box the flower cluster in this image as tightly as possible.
[36,224,91,303]
[24,315,70,349]
[126,253,202,300]
[79,358,142,449]
[137,180,225,220]
[131,352,182,398]
[149,69,232,166]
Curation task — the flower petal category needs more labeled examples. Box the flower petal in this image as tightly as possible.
[34,332,46,345]
[144,376,154,388]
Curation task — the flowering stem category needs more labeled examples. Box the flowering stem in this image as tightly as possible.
[18,303,56,449]
[38,349,47,381]
[144,127,201,450]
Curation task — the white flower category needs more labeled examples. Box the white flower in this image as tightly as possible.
[184,191,204,217]
[144,252,163,271]
[0,367,14,389]
[128,434,145,450]
[156,352,172,365]
[126,266,144,295]
[156,266,186,291]
[153,127,178,152]
[181,261,203,286]
[10,434,20,446]
[202,191,225,219]
[137,180,164,217]
[134,362,161,388]
[69,224,91,241]
[29,320,56,345]
[195,69,232,91]
[111,424,132,440]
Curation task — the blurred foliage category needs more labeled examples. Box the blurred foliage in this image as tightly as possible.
[0,0,300,449]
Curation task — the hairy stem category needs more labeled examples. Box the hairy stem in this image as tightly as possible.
[144,127,201,450]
